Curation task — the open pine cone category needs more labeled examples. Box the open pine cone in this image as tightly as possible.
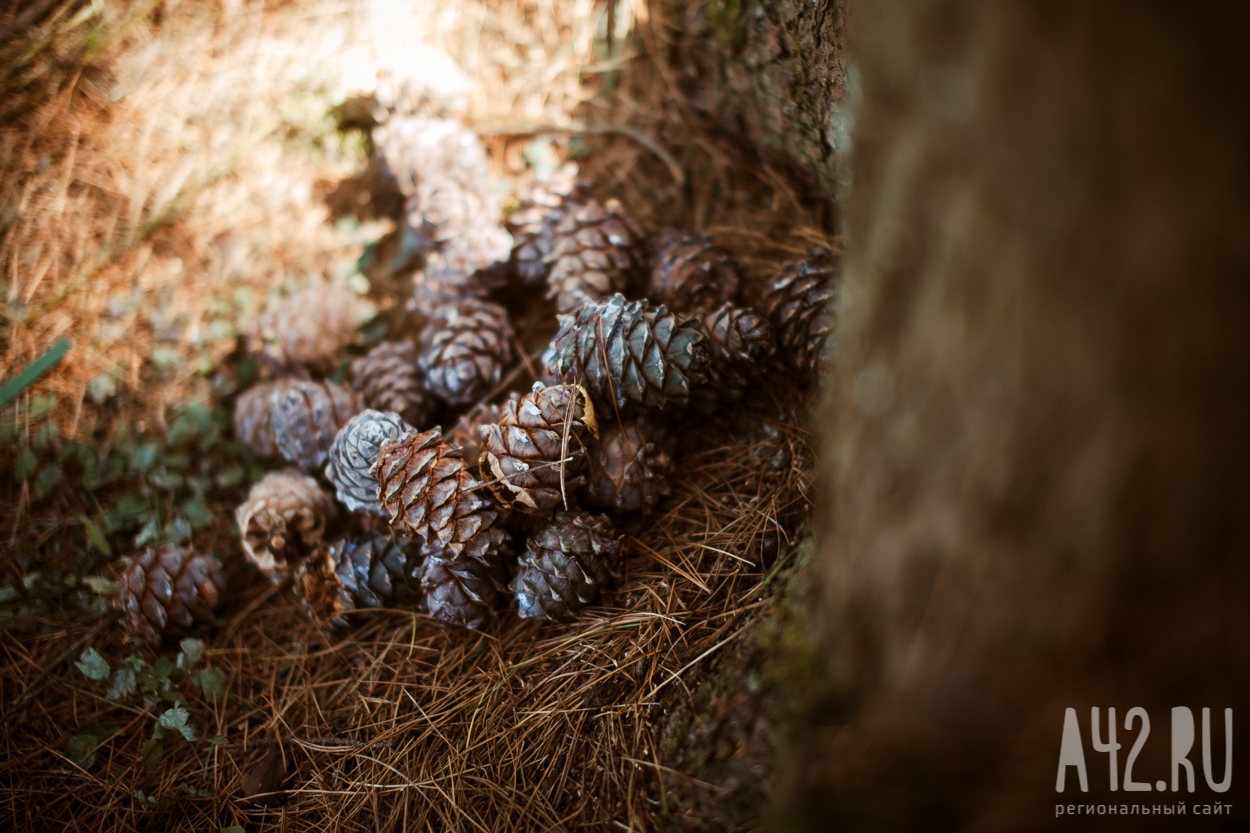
[296,534,423,630]
[418,298,512,406]
[371,426,508,565]
[479,382,597,515]
[513,510,620,621]
[507,169,588,286]
[351,341,434,428]
[586,419,675,513]
[119,544,226,642]
[544,294,709,414]
[270,379,361,472]
[247,285,360,372]
[759,246,838,381]
[373,115,491,199]
[325,409,413,515]
[447,399,507,468]
[237,470,336,579]
[647,228,742,313]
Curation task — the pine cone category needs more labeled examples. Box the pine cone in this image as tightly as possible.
[296,534,422,629]
[507,169,588,286]
[247,285,360,372]
[237,470,336,579]
[513,510,620,621]
[411,227,513,311]
[420,543,507,629]
[691,304,776,412]
[418,298,512,406]
[374,115,491,199]
[371,427,508,565]
[372,49,470,122]
[543,294,709,413]
[447,400,507,468]
[546,199,646,313]
[759,247,838,381]
[647,228,742,313]
[234,381,281,459]
[325,409,413,515]
[118,544,226,642]
[479,382,597,514]
[351,341,434,427]
[586,419,674,513]
[270,379,361,472]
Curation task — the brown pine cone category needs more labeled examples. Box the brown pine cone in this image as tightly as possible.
[691,304,776,412]
[371,426,508,565]
[447,399,507,468]
[543,294,709,413]
[234,381,281,459]
[247,285,360,373]
[546,199,646,313]
[373,115,491,199]
[351,341,434,428]
[118,544,226,642]
[586,419,675,513]
[270,379,362,472]
[647,228,742,313]
[506,168,589,286]
[324,409,413,515]
[513,510,620,621]
[759,247,838,381]
[237,470,336,579]
[417,298,512,406]
[479,382,597,515]
[296,534,422,630]
[412,227,513,311]
[420,543,507,629]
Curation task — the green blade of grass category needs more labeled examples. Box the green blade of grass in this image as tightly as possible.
[0,338,72,411]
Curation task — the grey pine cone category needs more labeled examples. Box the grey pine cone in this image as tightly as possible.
[513,510,620,621]
[351,341,434,428]
[270,379,362,472]
[418,298,512,406]
[325,409,414,515]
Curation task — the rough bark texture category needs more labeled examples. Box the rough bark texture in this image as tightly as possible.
[653,0,1250,830]
[666,0,851,196]
[801,2,1250,830]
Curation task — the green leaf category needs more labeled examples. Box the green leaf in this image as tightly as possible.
[193,667,228,704]
[80,517,113,557]
[177,782,214,800]
[66,733,99,768]
[207,735,229,747]
[178,638,205,669]
[34,465,60,499]
[15,447,37,481]
[182,497,212,529]
[134,788,159,807]
[139,737,164,770]
[221,826,245,833]
[0,338,72,410]
[87,372,118,405]
[129,442,160,473]
[133,517,161,548]
[107,667,136,700]
[158,704,196,741]
[151,344,183,370]
[82,575,119,595]
[75,647,110,682]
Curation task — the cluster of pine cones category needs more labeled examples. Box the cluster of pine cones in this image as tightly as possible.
[114,86,838,641]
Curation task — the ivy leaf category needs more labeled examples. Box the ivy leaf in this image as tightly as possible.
[193,667,228,704]
[158,704,196,742]
[66,734,99,768]
[82,575,119,595]
[107,667,137,700]
[134,788,159,807]
[178,638,205,670]
[75,648,110,682]
[139,737,164,770]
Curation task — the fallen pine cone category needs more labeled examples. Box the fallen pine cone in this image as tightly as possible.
[324,409,413,516]
[691,303,776,412]
[760,246,838,382]
[479,382,597,515]
[296,534,423,630]
[270,378,362,472]
[351,341,435,428]
[545,199,646,313]
[513,510,620,621]
[420,540,508,629]
[544,293,709,414]
[418,298,512,406]
[247,285,361,373]
[647,228,741,313]
[234,380,282,459]
[118,544,226,642]
[586,419,675,513]
[237,470,336,580]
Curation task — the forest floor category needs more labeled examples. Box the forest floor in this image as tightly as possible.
[0,1,834,830]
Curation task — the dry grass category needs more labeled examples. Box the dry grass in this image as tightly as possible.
[1,0,833,829]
